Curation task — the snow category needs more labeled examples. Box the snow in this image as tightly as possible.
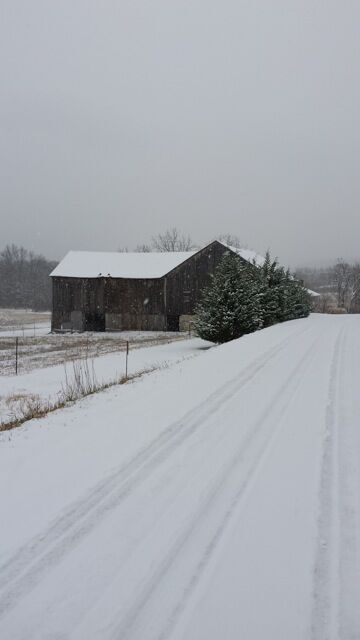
[50,243,268,279]
[0,322,51,337]
[0,330,194,376]
[0,337,209,424]
[0,309,51,337]
[307,288,321,297]
[219,242,266,267]
[50,250,196,279]
[1,314,359,639]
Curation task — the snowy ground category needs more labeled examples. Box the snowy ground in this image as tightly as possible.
[0,308,191,376]
[0,328,189,376]
[0,337,209,424]
[0,314,359,639]
[0,308,51,336]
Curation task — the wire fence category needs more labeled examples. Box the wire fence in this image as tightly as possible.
[0,330,192,377]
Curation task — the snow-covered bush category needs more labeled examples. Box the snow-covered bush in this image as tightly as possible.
[194,253,264,343]
[194,251,311,344]
[260,254,311,324]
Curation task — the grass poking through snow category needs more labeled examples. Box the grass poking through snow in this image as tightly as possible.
[0,356,159,432]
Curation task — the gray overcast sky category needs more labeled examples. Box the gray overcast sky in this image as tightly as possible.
[1,1,360,267]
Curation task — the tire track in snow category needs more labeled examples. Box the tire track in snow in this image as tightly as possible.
[310,326,344,640]
[337,324,360,639]
[0,325,311,616]
[108,332,322,640]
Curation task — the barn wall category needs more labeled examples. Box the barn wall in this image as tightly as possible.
[104,278,165,330]
[52,276,165,331]
[165,241,230,317]
[52,277,83,331]
[105,312,165,331]
[179,314,194,332]
[52,242,237,332]
[52,277,105,331]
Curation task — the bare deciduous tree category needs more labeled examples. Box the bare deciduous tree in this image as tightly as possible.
[0,244,56,310]
[216,234,244,249]
[313,292,335,313]
[152,228,193,252]
[348,262,360,312]
[134,244,152,253]
[333,259,352,308]
[332,259,360,311]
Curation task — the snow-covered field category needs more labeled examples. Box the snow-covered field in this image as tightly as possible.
[0,308,192,377]
[0,308,51,336]
[0,327,189,377]
[1,314,359,639]
[0,337,209,425]
[0,331,191,376]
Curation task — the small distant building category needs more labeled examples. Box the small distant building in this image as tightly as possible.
[50,241,264,332]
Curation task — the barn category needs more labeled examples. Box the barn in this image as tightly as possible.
[50,240,265,333]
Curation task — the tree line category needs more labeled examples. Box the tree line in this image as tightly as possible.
[0,245,56,311]
[195,252,311,343]
[0,230,246,311]
[122,229,244,253]
[6,230,351,318]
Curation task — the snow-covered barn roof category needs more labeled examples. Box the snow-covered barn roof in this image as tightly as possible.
[50,241,267,280]
[50,250,197,279]
[219,243,266,267]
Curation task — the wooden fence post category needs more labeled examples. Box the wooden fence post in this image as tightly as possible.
[15,337,19,375]
[125,341,129,379]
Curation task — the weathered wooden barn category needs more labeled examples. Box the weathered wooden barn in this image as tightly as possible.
[50,241,265,332]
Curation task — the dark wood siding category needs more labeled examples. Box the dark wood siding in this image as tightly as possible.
[52,277,105,331]
[104,278,164,315]
[165,241,230,316]
[51,241,239,332]
[104,277,165,330]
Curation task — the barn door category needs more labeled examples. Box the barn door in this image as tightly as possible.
[84,312,105,332]
[84,283,105,331]
[166,315,179,332]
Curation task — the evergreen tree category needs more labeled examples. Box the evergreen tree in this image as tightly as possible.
[281,270,311,320]
[260,251,283,327]
[195,251,311,344]
[260,256,311,323]
[194,253,263,343]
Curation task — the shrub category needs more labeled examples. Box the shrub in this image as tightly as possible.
[194,251,311,344]
[194,253,264,343]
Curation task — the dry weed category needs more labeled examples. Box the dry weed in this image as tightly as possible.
[0,356,159,432]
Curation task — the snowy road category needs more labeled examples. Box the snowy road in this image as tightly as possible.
[1,315,359,639]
